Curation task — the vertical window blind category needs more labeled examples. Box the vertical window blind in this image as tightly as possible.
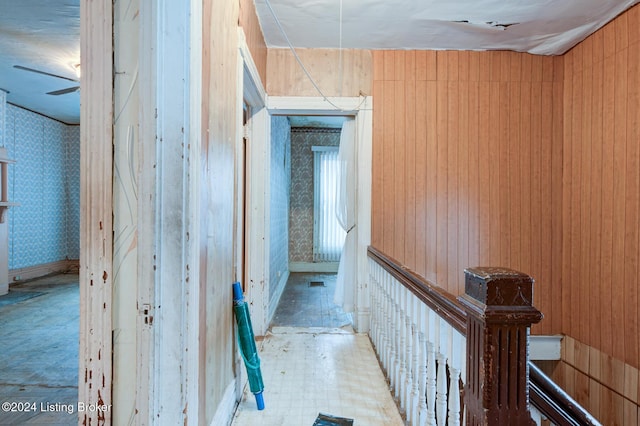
[313,146,346,262]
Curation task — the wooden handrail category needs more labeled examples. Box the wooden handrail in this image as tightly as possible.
[529,363,602,426]
[367,246,602,426]
[367,246,466,334]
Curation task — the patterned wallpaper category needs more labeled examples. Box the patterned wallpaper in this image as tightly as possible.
[0,91,5,148]
[4,105,80,269]
[65,125,80,258]
[289,128,340,263]
[269,116,291,299]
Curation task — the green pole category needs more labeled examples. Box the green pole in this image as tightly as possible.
[233,282,265,410]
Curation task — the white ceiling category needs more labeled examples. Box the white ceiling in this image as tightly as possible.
[0,0,638,125]
[0,1,80,125]
[255,0,639,54]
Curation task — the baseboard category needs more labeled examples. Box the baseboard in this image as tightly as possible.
[209,379,237,426]
[354,308,370,333]
[268,270,290,323]
[289,261,339,273]
[9,259,79,283]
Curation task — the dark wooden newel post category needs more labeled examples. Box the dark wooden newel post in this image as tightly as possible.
[458,267,543,426]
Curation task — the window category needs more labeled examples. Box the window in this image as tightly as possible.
[312,146,345,262]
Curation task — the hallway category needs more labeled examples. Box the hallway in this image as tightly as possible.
[232,273,403,426]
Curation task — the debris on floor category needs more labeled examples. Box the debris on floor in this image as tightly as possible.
[313,412,354,425]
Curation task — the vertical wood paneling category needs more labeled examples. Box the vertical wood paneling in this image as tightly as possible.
[266,48,372,97]
[382,80,395,252]
[79,1,113,424]
[447,80,458,289]
[488,82,500,266]
[405,80,416,268]
[371,80,384,248]
[371,49,563,310]
[589,54,603,350]
[627,41,640,368]
[510,82,522,270]
[537,82,551,334]
[458,79,469,288]
[239,0,267,84]
[436,79,448,286]
[478,81,491,271]
[394,81,406,260]
[467,81,479,269]
[600,55,615,360]
[370,11,640,402]
[415,80,427,276]
[560,0,640,381]
[611,48,628,361]
[202,0,240,421]
[425,80,437,283]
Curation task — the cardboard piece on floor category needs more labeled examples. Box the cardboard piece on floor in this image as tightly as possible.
[313,412,354,426]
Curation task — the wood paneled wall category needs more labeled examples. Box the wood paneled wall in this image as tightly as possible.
[239,0,267,84]
[267,48,372,97]
[371,50,564,335]
[549,336,640,425]
[562,4,640,369]
[202,0,239,422]
[370,6,640,420]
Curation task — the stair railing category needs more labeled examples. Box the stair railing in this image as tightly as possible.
[367,246,601,426]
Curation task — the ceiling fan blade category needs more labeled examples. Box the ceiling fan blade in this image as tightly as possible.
[14,65,77,82]
[47,86,80,96]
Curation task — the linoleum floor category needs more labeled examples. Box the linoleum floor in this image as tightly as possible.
[232,273,403,426]
[0,273,79,425]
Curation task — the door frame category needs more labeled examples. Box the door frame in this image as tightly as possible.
[237,30,270,337]
[80,1,201,424]
[265,96,373,333]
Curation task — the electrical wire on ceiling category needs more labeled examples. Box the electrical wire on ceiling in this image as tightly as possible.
[263,0,366,112]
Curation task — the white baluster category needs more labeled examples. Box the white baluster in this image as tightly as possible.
[387,276,396,389]
[392,284,402,395]
[447,331,464,426]
[407,292,415,411]
[436,351,448,426]
[417,336,427,426]
[410,296,420,425]
[368,262,376,348]
[418,303,428,426]
[384,274,392,375]
[371,264,380,350]
[376,268,384,352]
[426,309,437,426]
[447,366,461,426]
[398,289,408,410]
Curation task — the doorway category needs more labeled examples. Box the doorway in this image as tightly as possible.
[270,116,350,329]
[245,96,373,335]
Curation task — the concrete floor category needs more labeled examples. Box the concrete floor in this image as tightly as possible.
[270,272,352,329]
[0,273,79,425]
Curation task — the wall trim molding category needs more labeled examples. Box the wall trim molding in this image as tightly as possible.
[9,259,79,283]
[208,380,237,426]
[289,262,339,273]
[268,270,290,323]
